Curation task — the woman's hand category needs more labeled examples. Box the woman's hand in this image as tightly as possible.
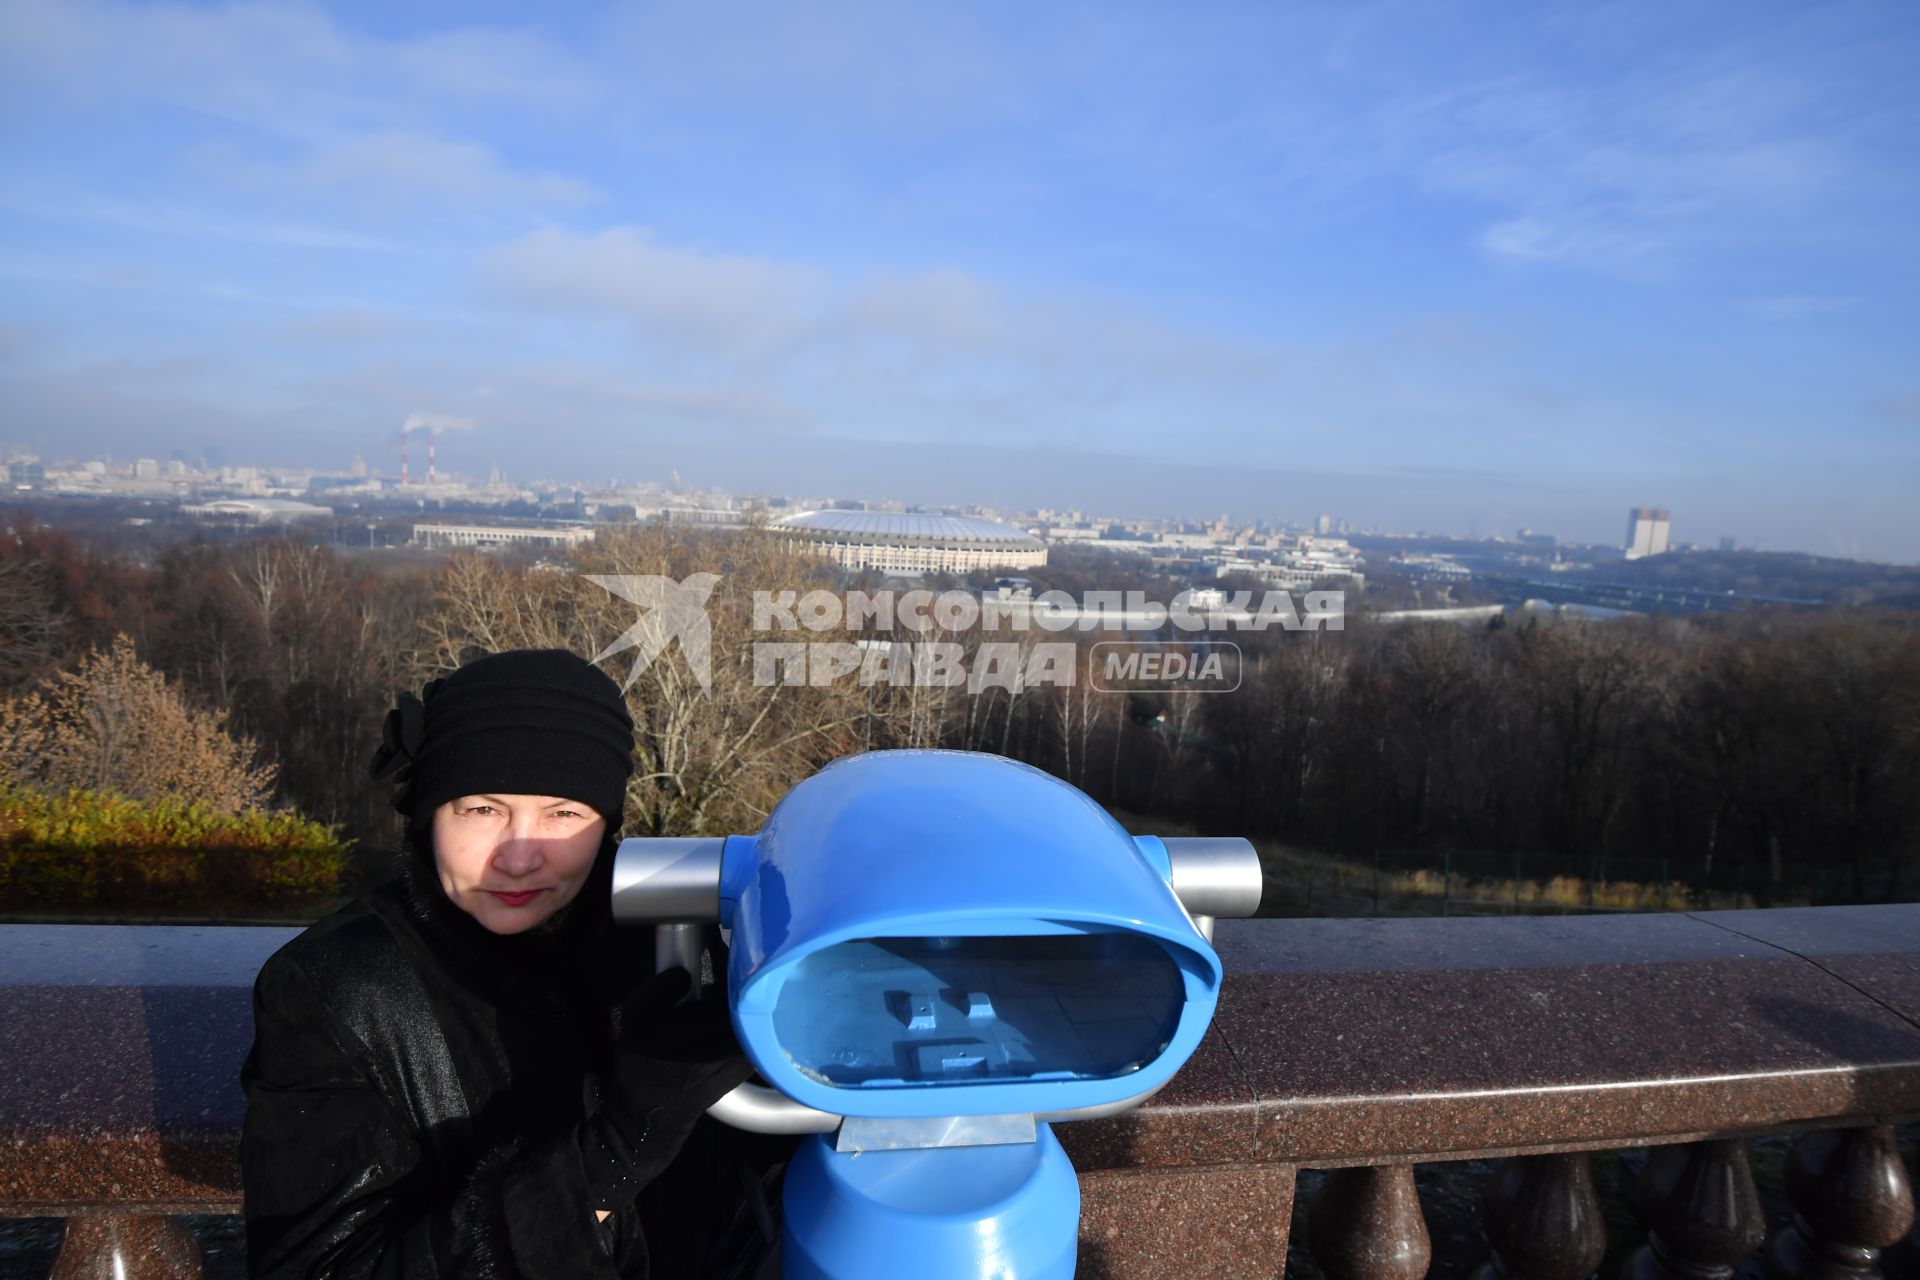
[613,964,758,1125]
[579,966,757,1217]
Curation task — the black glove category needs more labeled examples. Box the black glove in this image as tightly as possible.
[579,965,756,1214]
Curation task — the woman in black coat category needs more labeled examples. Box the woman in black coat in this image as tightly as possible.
[239,648,772,1278]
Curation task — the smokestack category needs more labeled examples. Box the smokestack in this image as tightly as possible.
[400,412,472,488]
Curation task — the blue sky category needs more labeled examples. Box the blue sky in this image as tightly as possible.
[2,0,1917,559]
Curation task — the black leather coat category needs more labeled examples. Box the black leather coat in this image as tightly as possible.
[239,846,780,1279]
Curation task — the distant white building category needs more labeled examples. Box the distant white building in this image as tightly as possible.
[1264,563,1366,589]
[1395,554,1472,581]
[1625,507,1672,559]
[411,523,596,550]
[1181,587,1230,611]
[182,498,333,523]
[774,510,1047,576]
[1156,532,1220,550]
[636,506,748,528]
[1208,554,1365,590]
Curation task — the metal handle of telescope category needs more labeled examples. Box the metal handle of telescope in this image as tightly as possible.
[610,832,1263,1133]
[1162,836,1265,941]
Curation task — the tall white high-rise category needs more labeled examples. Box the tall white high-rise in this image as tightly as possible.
[1625,507,1671,559]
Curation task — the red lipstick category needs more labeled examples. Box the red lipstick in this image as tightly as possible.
[487,889,544,907]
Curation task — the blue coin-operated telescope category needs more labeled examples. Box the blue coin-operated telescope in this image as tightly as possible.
[611,749,1262,1280]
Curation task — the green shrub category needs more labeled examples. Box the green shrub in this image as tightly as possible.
[0,782,352,914]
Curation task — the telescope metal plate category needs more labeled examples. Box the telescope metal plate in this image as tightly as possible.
[834,1113,1037,1153]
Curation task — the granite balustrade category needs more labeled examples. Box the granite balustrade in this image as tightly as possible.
[3,905,1917,1278]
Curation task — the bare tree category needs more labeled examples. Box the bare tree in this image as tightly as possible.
[399,526,914,837]
[0,552,67,692]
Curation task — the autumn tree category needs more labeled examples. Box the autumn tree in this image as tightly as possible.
[0,632,278,813]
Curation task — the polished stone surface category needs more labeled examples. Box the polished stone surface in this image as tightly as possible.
[1624,1137,1767,1280]
[1057,1023,1258,1171]
[1078,1163,1294,1279]
[0,928,293,1210]
[1696,905,1920,1025]
[1472,1152,1606,1280]
[49,1213,202,1279]
[2,908,1918,1217]
[0,926,297,988]
[1308,1163,1430,1280]
[1762,1124,1916,1278]
[1211,908,1920,1165]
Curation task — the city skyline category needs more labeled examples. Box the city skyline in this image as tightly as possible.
[0,440,1795,562]
[2,1,1917,560]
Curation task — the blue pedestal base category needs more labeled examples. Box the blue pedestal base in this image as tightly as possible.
[780,1122,1080,1280]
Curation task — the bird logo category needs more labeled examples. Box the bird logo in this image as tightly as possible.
[585,573,721,694]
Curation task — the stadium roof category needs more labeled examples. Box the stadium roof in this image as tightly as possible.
[190,498,334,515]
[773,510,1041,547]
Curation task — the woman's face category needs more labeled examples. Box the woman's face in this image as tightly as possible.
[430,794,606,934]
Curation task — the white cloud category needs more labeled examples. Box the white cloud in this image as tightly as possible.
[0,186,395,250]
[200,133,596,213]
[0,0,585,132]
[402,411,473,434]
[0,0,597,232]
[1410,52,1858,272]
[1479,216,1662,271]
[484,227,832,354]
[838,270,1002,350]
[601,0,1016,124]
[481,224,1286,397]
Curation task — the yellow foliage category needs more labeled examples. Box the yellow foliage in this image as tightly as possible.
[0,633,277,814]
[1254,841,1760,914]
[0,780,350,910]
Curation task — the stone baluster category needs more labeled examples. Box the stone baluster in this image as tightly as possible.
[1764,1126,1915,1280]
[51,1213,203,1280]
[1309,1164,1432,1280]
[1625,1139,1766,1280]
[1471,1152,1606,1280]
[1876,1217,1918,1278]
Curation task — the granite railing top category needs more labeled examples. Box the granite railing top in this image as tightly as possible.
[2,906,1917,1214]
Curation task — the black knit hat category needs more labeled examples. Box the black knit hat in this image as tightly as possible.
[369,649,635,829]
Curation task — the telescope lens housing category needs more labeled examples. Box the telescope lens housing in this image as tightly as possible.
[771,933,1185,1090]
[726,751,1226,1118]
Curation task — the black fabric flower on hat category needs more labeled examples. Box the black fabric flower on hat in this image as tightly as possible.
[368,678,446,813]
[368,692,425,783]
